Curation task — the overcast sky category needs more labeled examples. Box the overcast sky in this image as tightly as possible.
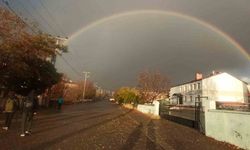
[3,0,250,89]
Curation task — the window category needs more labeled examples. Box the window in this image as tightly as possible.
[190,84,192,91]
[190,96,192,102]
[194,84,197,90]
[185,96,187,102]
[198,83,201,89]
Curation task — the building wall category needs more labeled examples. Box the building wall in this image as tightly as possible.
[170,81,202,105]
[202,73,247,103]
[205,109,250,149]
[170,73,248,105]
[169,86,180,104]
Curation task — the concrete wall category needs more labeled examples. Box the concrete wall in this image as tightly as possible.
[204,108,250,149]
[137,101,160,117]
[201,100,250,149]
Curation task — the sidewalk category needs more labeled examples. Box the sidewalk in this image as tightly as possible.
[123,109,239,150]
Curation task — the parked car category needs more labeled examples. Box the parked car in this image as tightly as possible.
[109,98,115,102]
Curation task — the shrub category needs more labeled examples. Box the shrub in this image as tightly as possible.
[114,87,140,105]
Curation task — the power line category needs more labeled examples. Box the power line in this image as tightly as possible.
[1,0,38,33]
[37,0,86,69]
[15,0,42,32]
[2,1,81,78]
[38,0,65,36]
[3,0,83,78]
[59,55,82,77]
[26,0,59,35]
[35,1,92,75]
[25,0,83,76]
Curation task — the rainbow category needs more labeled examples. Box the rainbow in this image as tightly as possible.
[68,10,250,60]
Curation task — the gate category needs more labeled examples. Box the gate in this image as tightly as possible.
[160,101,196,128]
[194,95,207,132]
[160,96,206,132]
[194,96,202,130]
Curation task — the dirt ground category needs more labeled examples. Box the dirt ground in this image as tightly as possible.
[0,100,240,150]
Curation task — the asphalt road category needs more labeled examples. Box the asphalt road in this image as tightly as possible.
[0,100,238,150]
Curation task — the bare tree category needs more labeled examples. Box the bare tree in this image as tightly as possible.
[137,70,170,103]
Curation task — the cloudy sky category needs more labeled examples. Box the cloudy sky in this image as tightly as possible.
[3,0,250,89]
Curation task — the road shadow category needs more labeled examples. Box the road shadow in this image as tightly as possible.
[146,120,164,150]
[161,115,195,128]
[34,111,100,127]
[121,123,143,150]
[146,120,157,150]
[34,112,111,134]
[30,109,133,150]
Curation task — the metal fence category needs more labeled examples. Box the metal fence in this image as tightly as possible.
[160,101,200,128]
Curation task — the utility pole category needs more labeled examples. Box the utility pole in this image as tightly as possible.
[82,71,90,100]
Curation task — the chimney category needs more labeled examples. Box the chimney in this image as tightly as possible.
[211,70,220,76]
[195,73,203,80]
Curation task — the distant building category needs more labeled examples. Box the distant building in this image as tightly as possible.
[170,72,249,105]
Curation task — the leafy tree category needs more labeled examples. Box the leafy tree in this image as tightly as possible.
[114,87,140,105]
[137,70,170,103]
[0,7,66,96]
[0,6,26,44]
[2,55,62,95]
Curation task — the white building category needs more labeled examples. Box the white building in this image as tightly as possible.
[170,72,249,105]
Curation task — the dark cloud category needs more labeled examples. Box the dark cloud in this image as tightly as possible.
[56,14,249,89]
[4,0,250,89]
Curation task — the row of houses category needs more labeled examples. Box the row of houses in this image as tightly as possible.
[169,71,250,106]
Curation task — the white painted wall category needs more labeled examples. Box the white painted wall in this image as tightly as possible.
[137,104,155,114]
[201,100,250,149]
[205,109,250,149]
[137,100,160,116]
[170,73,248,105]
[169,81,202,105]
[202,73,248,103]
